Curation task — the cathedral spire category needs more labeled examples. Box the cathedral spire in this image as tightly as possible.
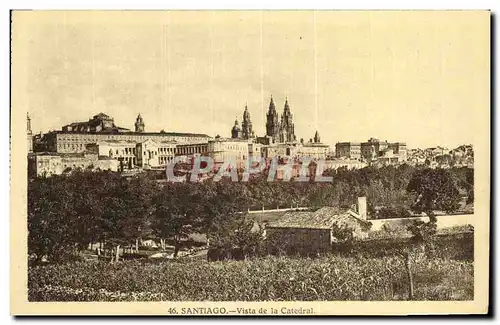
[284,96,290,113]
[242,104,253,139]
[268,95,276,113]
[266,95,279,142]
[279,97,296,143]
[135,113,145,132]
[314,130,321,143]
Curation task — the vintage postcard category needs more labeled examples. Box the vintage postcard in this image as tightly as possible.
[10,10,490,315]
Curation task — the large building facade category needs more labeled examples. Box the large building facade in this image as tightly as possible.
[335,138,407,164]
[208,137,251,166]
[30,113,213,174]
[28,152,119,178]
[335,142,362,159]
[37,113,211,154]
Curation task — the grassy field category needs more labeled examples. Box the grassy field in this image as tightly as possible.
[28,254,473,301]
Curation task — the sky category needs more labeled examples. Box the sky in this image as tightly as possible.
[13,11,489,149]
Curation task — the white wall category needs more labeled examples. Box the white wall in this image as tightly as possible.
[369,214,474,231]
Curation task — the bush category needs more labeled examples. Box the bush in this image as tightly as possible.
[335,233,473,261]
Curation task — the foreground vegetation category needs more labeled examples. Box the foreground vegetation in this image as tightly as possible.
[28,254,473,302]
[28,165,473,263]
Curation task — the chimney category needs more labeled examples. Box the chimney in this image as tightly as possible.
[357,197,367,221]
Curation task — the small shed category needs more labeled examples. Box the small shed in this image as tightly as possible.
[265,197,371,255]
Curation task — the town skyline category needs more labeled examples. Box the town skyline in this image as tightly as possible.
[28,105,473,150]
[19,11,488,149]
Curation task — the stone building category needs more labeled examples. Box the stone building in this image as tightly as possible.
[323,159,368,170]
[360,138,407,163]
[335,142,362,159]
[86,140,138,169]
[261,143,297,160]
[30,113,212,173]
[86,139,208,169]
[207,137,250,166]
[295,131,329,160]
[176,142,210,158]
[260,132,330,161]
[62,113,128,133]
[336,138,407,164]
[28,152,119,178]
[136,139,172,168]
[265,197,371,255]
[38,113,211,154]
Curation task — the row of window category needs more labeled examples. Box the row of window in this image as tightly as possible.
[177,146,207,155]
[58,134,207,142]
[58,144,84,150]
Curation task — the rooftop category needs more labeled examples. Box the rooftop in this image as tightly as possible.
[267,206,370,230]
[302,142,329,148]
[51,130,211,138]
[267,207,345,229]
[210,137,250,143]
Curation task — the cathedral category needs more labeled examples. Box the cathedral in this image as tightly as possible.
[265,96,296,143]
[231,96,297,144]
[278,98,296,143]
[231,104,255,140]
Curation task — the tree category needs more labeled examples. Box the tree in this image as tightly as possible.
[152,182,205,257]
[64,170,111,250]
[99,174,155,262]
[203,178,254,256]
[28,176,78,262]
[404,168,463,275]
[406,168,461,215]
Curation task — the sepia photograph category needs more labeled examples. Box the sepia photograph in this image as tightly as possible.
[10,10,490,315]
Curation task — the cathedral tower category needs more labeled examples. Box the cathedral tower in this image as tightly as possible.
[279,97,296,143]
[265,96,280,142]
[241,104,253,140]
[135,114,145,132]
[314,130,321,143]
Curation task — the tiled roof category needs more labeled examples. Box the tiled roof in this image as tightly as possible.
[267,206,367,230]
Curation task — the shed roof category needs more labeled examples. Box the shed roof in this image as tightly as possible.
[266,206,368,230]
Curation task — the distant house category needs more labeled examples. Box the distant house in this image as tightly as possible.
[265,197,371,255]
